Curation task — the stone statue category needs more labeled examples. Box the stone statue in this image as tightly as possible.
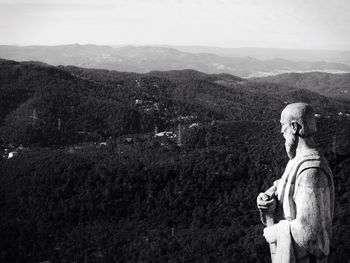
[257,103,334,263]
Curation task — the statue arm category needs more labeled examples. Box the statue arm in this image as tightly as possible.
[288,168,332,258]
[259,180,279,225]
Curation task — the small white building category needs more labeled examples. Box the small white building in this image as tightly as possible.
[8,151,18,159]
[189,123,199,128]
[155,132,176,139]
[124,137,133,143]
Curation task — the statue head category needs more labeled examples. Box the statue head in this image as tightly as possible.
[280,103,317,159]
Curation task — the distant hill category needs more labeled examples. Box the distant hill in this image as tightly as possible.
[147,69,243,83]
[1,45,350,78]
[168,45,350,65]
[1,58,350,146]
[252,72,350,101]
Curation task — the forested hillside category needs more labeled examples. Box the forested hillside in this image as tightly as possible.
[2,59,349,146]
[0,59,350,262]
[253,72,350,101]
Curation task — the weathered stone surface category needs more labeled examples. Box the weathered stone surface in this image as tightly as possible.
[257,103,334,263]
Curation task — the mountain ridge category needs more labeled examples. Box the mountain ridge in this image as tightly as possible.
[1,44,350,78]
[1,58,349,146]
[253,71,350,101]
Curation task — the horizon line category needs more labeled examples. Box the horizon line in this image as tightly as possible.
[1,43,350,52]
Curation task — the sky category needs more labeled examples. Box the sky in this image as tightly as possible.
[0,0,350,50]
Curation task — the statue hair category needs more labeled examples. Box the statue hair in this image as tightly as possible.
[282,102,317,138]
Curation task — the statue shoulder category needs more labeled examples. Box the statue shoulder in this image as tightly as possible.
[296,162,329,188]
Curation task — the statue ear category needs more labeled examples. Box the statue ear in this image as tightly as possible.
[291,121,300,135]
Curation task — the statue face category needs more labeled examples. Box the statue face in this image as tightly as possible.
[280,111,298,159]
[280,110,291,139]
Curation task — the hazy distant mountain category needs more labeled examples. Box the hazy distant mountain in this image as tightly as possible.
[253,72,350,101]
[167,45,350,65]
[1,44,350,78]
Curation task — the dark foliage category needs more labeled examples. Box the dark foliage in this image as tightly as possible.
[1,118,350,262]
[253,71,350,102]
[1,59,350,262]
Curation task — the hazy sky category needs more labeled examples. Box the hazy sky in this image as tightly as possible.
[1,0,350,50]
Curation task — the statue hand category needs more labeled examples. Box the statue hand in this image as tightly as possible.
[263,225,277,243]
[257,192,276,214]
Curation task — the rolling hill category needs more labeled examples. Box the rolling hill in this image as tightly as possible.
[1,58,350,146]
[253,71,350,101]
[168,45,350,65]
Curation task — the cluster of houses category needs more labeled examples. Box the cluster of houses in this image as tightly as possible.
[337,112,350,118]
[155,131,176,139]
[2,145,28,159]
[314,112,350,119]
[135,99,160,112]
[4,109,349,159]
[66,141,110,154]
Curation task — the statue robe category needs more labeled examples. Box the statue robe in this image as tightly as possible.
[263,149,334,263]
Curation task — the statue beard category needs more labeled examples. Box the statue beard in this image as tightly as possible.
[285,132,298,160]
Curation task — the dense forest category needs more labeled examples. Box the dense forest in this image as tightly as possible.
[1,59,349,146]
[253,71,350,102]
[0,59,350,262]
